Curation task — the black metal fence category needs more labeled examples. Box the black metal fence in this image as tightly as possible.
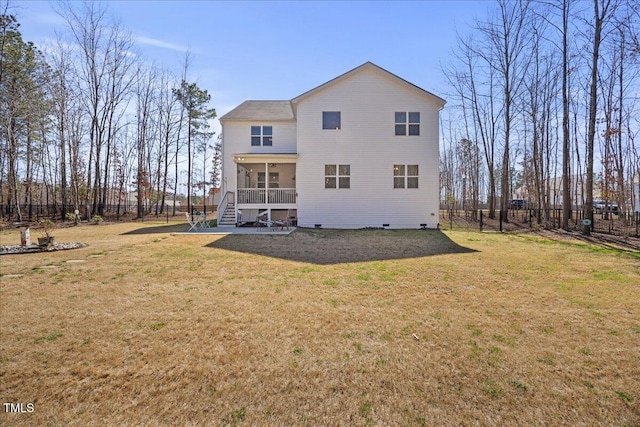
[1,204,218,224]
[440,209,640,238]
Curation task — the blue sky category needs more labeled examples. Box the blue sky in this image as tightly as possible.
[15,1,492,118]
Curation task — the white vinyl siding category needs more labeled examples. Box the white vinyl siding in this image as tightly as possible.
[221,63,443,228]
[220,120,296,199]
[295,67,440,228]
[222,121,296,155]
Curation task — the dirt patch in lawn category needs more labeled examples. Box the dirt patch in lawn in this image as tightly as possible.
[209,228,477,264]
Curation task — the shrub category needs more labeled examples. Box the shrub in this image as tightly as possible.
[37,219,55,238]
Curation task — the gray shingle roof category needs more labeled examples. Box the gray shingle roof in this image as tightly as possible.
[220,100,294,121]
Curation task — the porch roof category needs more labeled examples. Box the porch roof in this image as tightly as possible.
[234,153,298,163]
[220,101,294,121]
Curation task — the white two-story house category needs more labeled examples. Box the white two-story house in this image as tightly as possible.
[218,62,446,229]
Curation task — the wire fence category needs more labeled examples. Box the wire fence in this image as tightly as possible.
[1,204,218,224]
[4,203,638,238]
[440,209,640,238]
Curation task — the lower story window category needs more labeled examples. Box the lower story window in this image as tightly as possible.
[325,164,350,189]
[394,164,418,189]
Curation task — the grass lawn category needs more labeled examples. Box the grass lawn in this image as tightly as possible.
[1,222,639,426]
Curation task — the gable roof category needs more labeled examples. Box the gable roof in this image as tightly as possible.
[291,61,446,107]
[221,62,446,122]
[220,100,294,121]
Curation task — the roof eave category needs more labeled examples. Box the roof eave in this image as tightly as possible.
[220,117,295,123]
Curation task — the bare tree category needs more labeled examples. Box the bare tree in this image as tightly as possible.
[536,0,576,228]
[134,66,156,219]
[171,53,191,216]
[155,69,180,214]
[47,37,78,219]
[443,0,639,234]
[469,38,501,218]
[57,1,135,217]
[475,0,532,222]
[560,0,574,228]
[522,26,560,224]
[443,42,486,216]
[583,0,617,235]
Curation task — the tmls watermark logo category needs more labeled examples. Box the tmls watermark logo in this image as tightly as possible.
[3,403,35,413]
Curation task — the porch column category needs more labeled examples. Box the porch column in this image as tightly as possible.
[265,162,269,205]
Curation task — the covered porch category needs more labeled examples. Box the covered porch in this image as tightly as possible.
[234,154,297,209]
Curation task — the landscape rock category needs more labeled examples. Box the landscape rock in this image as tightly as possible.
[0,242,87,255]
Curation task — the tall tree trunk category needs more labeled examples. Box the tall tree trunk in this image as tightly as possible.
[8,118,21,222]
[584,0,611,235]
[561,0,571,229]
[187,116,192,213]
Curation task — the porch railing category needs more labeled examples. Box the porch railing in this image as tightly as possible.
[237,188,296,204]
[238,189,265,204]
[268,188,296,204]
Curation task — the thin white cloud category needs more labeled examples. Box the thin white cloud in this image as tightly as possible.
[38,37,80,57]
[33,12,66,26]
[135,35,193,53]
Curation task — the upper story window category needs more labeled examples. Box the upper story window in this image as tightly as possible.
[251,126,273,146]
[394,164,419,188]
[395,112,420,136]
[322,111,341,130]
[325,164,350,189]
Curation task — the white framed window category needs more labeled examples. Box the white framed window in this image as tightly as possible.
[394,164,418,189]
[257,172,279,188]
[325,164,350,189]
[322,112,341,130]
[251,126,273,146]
[393,164,405,188]
[407,164,419,188]
[395,112,420,136]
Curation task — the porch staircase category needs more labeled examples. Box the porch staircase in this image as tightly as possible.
[218,202,236,226]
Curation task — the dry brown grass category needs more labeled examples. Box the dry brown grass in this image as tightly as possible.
[1,222,639,426]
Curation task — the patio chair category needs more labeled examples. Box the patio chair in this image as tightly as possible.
[286,209,297,228]
[256,211,275,231]
[185,212,207,231]
[271,216,289,231]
